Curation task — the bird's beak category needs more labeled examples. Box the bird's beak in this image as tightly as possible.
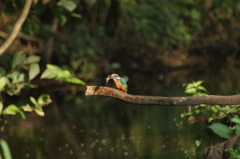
[108,75,114,79]
[106,75,113,84]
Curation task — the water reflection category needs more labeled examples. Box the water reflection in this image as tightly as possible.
[2,66,240,159]
[2,100,198,159]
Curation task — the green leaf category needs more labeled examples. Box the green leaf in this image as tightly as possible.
[185,87,196,94]
[17,73,25,83]
[195,139,202,147]
[30,96,37,106]
[0,139,12,159]
[71,12,82,18]
[63,78,86,85]
[198,86,207,92]
[46,64,61,75]
[185,83,194,89]
[34,107,44,116]
[7,71,19,84]
[191,9,201,20]
[57,0,77,12]
[21,104,33,112]
[29,63,40,81]
[12,52,26,69]
[18,111,26,119]
[40,69,56,79]
[195,80,203,86]
[3,105,20,115]
[0,67,6,77]
[56,70,71,79]
[208,123,234,139]
[235,125,240,135]
[0,102,3,114]
[0,77,7,91]
[59,15,67,25]
[37,94,51,106]
[231,116,240,124]
[24,55,40,65]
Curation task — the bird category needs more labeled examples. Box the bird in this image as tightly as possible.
[106,73,128,93]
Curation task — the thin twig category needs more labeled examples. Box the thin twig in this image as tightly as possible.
[0,0,32,55]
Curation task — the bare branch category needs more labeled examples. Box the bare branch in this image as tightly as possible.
[86,86,240,106]
[0,0,32,56]
[204,135,240,159]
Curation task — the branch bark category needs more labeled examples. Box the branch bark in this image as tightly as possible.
[204,135,240,159]
[0,0,32,56]
[85,86,240,106]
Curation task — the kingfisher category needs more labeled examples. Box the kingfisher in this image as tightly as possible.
[106,73,128,93]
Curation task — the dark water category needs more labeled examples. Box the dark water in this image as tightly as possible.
[1,66,240,159]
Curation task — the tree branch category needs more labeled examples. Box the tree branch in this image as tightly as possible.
[85,86,240,106]
[0,0,32,56]
[204,135,240,159]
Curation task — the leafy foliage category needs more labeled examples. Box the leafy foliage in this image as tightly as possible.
[182,81,240,156]
[0,52,85,119]
[208,116,240,140]
[184,81,208,96]
[0,139,12,159]
[125,0,200,48]
[226,146,240,159]
[208,123,233,139]
[184,139,202,159]
[41,64,85,85]
[181,81,240,122]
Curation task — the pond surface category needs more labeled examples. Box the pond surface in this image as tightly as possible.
[1,66,240,159]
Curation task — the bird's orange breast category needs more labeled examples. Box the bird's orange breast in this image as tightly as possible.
[114,80,127,92]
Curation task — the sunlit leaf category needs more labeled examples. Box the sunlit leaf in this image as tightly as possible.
[7,71,20,84]
[0,77,7,91]
[40,69,56,79]
[208,123,234,139]
[17,73,25,83]
[56,70,71,79]
[198,86,207,92]
[195,80,203,86]
[195,139,201,147]
[57,0,77,12]
[0,139,12,159]
[29,63,40,81]
[30,96,37,106]
[34,107,44,116]
[186,83,194,89]
[37,94,51,106]
[231,116,240,124]
[21,104,33,112]
[185,87,196,94]
[63,78,86,85]
[12,52,26,69]
[24,55,40,65]
[46,64,61,75]
[3,105,20,115]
